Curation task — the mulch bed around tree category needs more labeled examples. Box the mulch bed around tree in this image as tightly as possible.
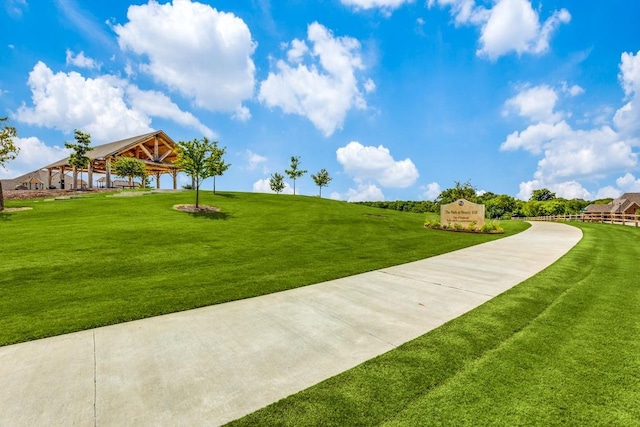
[173,204,221,213]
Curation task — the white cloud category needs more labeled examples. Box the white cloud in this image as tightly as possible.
[516,179,591,201]
[15,62,152,142]
[507,52,640,201]
[421,182,441,200]
[245,150,267,171]
[114,0,256,119]
[125,85,215,138]
[616,172,640,192]
[0,137,69,179]
[65,49,100,70]
[429,0,570,60]
[503,84,562,123]
[341,0,413,15]
[259,22,372,137]
[14,62,213,142]
[252,178,293,194]
[5,0,28,18]
[336,141,419,188]
[345,183,385,202]
[595,186,621,200]
[613,50,640,138]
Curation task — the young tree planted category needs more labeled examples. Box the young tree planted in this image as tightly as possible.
[311,168,332,198]
[285,156,307,195]
[64,130,93,190]
[0,117,19,211]
[209,141,230,194]
[269,172,285,194]
[111,157,147,188]
[175,137,219,208]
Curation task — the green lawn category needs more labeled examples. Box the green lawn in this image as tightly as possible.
[229,222,640,426]
[0,191,526,346]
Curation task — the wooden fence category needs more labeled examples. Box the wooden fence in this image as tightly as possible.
[513,213,640,227]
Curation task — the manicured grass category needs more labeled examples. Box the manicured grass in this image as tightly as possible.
[0,191,526,346]
[229,222,640,426]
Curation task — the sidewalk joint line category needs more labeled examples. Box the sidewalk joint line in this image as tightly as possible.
[377,270,495,297]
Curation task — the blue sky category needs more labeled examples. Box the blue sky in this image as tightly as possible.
[1,0,639,201]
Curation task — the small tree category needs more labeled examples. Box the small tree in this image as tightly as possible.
[111,157,147,188]
[311,168,332,198]
[175,137,218,208]
[64,130,93,189]
[208,141,230,194]
[0,117,19,211]
[269,172,285,194]
[285,156,307,195]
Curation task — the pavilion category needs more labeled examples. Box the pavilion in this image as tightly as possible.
[44,130,180,190]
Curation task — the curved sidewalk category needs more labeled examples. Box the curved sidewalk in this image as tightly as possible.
[0,221,582,426]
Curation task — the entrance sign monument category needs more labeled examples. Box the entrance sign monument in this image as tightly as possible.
[441,199,485,228]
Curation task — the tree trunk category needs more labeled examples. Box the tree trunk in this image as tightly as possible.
[213,176,216,194]
[319,186,322,198]
[195,185,200,208]
[0,180,4,211]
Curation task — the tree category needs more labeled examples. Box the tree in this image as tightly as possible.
[208,141,230,194]
[269,172,285,194]
[285,156,307,195]
[530,188,556,201]
[64,130,93,189]
[175,137,219,208]
[436,180,478,205]
[311,168,332,197]
[110,157,147,188]
[0,117,19,211]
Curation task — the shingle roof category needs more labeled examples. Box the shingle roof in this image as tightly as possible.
[44,130,164,169]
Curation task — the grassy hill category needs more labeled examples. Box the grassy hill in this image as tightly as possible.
[0,191,526,346]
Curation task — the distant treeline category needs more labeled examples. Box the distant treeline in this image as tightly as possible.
[353,182,613,219]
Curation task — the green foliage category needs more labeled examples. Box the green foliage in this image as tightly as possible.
[64,130,93,189]
[0,117,19,211]
[110,157,147,187]
[311,168,332,197]
[175,136,219,207]
[530,188,556,201]
[436,180,478,205]
[269,172,285,194]
[356,200,438,213]
[0,192,527,346]
[209,140,230,194]
[285,156,307,195]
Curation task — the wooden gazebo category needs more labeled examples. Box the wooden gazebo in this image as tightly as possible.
[44,131,180,190]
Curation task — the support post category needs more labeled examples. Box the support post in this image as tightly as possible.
[88,161,93,189]
[59,166,65,189]
[105,158,111,188]
[156,172,161,189]
[47,168,52,190]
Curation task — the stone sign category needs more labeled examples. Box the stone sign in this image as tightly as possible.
[441,199,485,228]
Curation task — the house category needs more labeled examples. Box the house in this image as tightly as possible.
[583,193,640,220]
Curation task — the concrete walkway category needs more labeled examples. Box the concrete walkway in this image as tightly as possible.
[0,221,582,427]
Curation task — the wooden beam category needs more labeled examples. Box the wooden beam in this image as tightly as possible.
[154,136,159,161]
[139,144,154,161]
[158,149,173,162]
